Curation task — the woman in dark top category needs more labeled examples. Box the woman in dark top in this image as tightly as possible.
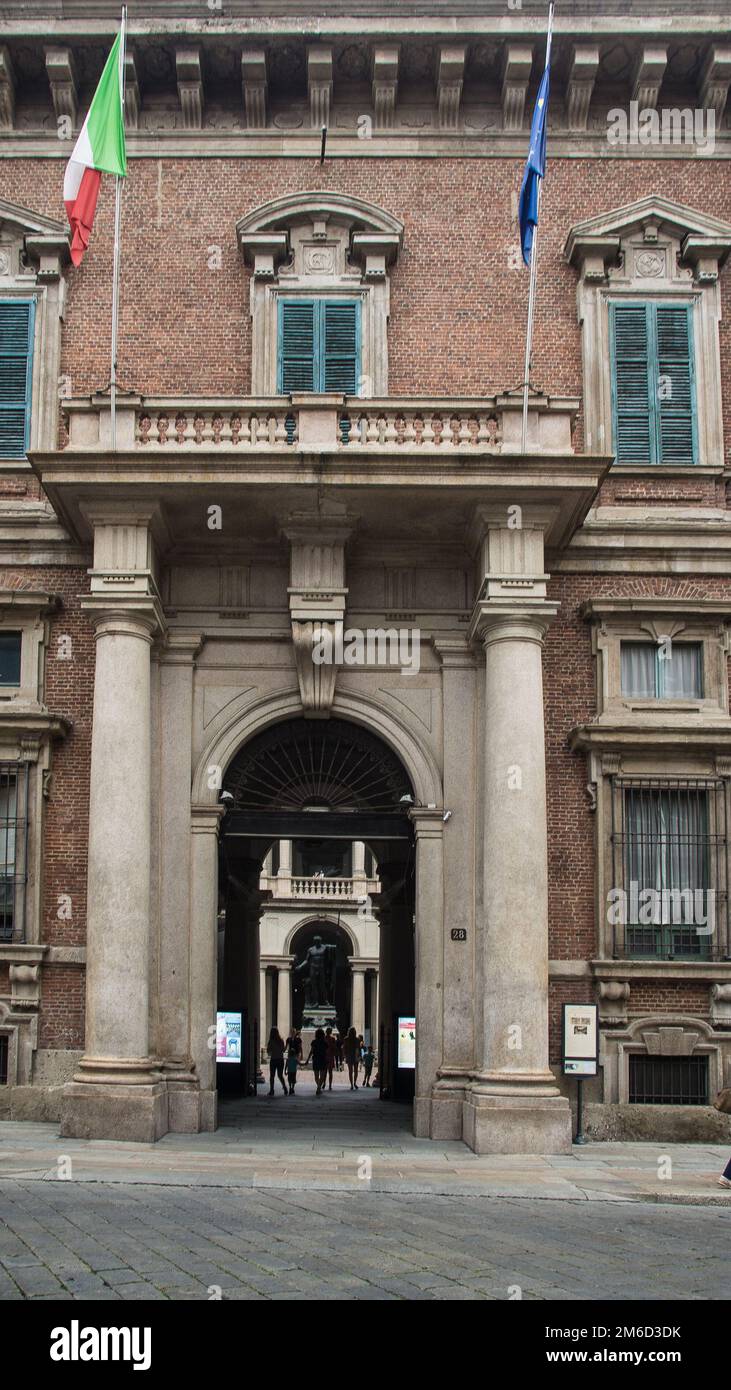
[285,1029,302,1094]
[267,1027,288,1096]
[306,1027,328,1095]
[343,1026,361,1090]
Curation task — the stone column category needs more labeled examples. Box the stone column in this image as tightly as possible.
[61,602,166,1142]
[350,961,367,1035]
[466,601,571,1154]
[277,838,292,892]
[259,966,268,1054]
[276,960,291,1038]
[409,808,445,1138]
[352,839,366,884]
[432,638,478,1139]
[157,633,202,1132]
[188,805,223,1132]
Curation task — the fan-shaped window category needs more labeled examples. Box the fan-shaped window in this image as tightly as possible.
[224,717,412,814]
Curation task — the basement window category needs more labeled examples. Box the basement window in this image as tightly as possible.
[629,1054,708,1105]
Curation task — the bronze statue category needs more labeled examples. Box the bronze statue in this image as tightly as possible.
[295,935,337,1008]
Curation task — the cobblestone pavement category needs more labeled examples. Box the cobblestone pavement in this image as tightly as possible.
[1,1179,730,1301]
[2,1083,730,1301]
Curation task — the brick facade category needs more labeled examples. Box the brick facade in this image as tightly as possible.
[2,2,731,1146]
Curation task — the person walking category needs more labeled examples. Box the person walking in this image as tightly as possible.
[267,1027,288,1096]
[285,1028,302,1095]
[362,1042,375,1087]
[306,1027,328,1095]
[344,1026,361,1090]
[324,1026,337,1091]
[335,1030,344,1071]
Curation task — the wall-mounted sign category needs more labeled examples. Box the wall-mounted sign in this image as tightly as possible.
[450,928,467,941]
[562,1003,598,1077]
[397,1016,416,1070]
[216,1011,242,1064]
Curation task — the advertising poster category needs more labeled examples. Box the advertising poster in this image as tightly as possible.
[562,1003,598,1077]
[216,1011,242,1064]
[397,1016,416,1070]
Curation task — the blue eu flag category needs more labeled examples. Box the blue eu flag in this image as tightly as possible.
[518,64,551,266]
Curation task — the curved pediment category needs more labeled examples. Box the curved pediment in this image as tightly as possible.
[236,190,403,240]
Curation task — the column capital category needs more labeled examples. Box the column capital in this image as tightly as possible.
[80,594,165,641]
[408,806,445,837]
[191,803,226,834]
[469,599,559,649]
[156,630,204,665]
[432,636,478,669]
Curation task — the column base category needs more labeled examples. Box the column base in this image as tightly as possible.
[61,1080,169,1143]
[427,1077,467,1140]
[462,1087,572,1155]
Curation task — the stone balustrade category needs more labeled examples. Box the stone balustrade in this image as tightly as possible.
[260,873,380,901]
[62,393,579,455]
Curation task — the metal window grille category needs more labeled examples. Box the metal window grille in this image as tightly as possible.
[0,1036,7,1085]
[610,778,729,960]
[629,1054,708,1105]
[0,763,29,944]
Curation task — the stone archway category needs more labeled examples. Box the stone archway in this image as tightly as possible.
[191,693,445,1137]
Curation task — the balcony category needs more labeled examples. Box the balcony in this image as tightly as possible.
[39,391,609,559]
[259,873,381,903]
[62,392,580,456]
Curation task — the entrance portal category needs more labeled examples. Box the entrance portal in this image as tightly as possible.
[217,717,416,1116]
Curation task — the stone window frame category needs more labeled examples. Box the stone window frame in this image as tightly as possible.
[565,195,731,472]
[0,589,68,949]
[574,599,731,965]
[237,191,403,398]
[590,754,731,966]
[0,199,70,466]
[601,1017,727,1107]
[583,599,731,724]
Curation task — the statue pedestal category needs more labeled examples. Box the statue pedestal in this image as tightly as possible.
[302,1006,337,1030]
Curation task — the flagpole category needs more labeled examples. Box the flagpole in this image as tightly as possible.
[521,1,554,455]
[110,6,127,451]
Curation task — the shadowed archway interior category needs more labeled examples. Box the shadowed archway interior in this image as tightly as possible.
[218,715,417,1108]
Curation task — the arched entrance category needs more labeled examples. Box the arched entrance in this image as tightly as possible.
[217,716,417,1114]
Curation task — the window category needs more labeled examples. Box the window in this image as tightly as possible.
[0,300,36,460]
[0,1035,7,1086]
[629,1054,708,1105]
[620,641,703,699]
[278,300,361,395]
[610,778,728,960]
[610,302,697,465]
[0,633,22,687]
[0,764,28,943]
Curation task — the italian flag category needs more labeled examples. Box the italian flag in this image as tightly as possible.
[63,30,127,267]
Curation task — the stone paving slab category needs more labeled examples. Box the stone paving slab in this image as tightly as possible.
[2,1119,731,1203]
[1,1179,730,1302]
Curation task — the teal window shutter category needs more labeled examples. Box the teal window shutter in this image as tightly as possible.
[278,300,316,393]
[610,301,697,465]
[322,301,360,394]
[655,305,697,465]
[278,298,361,395]
[0,300,35,460]
[610,303,654,464]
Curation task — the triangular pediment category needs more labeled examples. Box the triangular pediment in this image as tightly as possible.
[565,195,731,264]
[0,198,66,240]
